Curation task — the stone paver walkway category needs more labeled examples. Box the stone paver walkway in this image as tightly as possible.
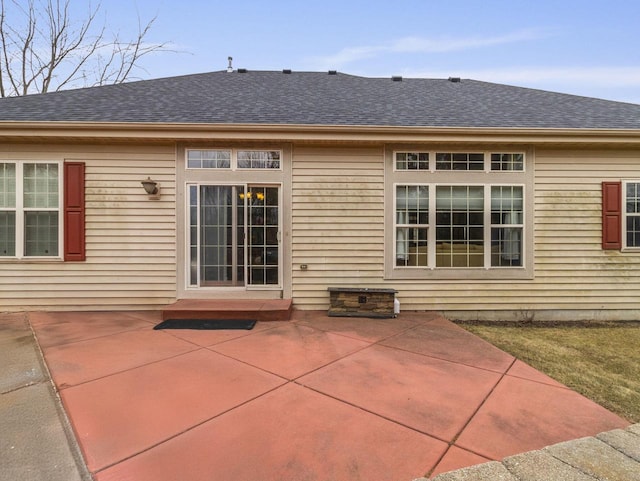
[418,423,640,481]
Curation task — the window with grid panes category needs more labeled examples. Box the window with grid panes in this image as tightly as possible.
[186,149,281,170]
[0,162,60,258]
[624,182,640,248]
[393,183,524,269]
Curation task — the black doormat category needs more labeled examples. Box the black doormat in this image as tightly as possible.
[154,319,257,330]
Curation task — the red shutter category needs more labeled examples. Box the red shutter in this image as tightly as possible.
[602,181,622,250]
[64,162,86,261]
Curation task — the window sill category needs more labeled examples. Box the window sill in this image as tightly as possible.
[386,266,533,281]
[0,258,64,263]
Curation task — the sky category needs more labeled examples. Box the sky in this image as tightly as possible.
[28,0,640,103]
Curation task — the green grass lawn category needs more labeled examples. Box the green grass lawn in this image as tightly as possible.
[460,322,640,423]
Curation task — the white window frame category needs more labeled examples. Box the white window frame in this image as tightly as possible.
[0,160,63,260]
[393,150,526,173]
[386,146,534,280]
[489,184,525,267]
[393,183,525,269]
[394,183,430,267]
[185,149,283,171]
[622,180,640,250]
[394,152,431,172]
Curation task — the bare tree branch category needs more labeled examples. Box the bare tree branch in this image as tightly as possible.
[0,1,7,97]
[0,0,168,97]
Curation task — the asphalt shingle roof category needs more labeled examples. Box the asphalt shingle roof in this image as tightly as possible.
[0,70,639,129]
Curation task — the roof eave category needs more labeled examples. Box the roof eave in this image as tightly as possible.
[0,121,639,145]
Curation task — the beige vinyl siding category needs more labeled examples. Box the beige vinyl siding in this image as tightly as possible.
[4,138,639,318]
[0,143,176,311]
[291,145,640,318]
[530,148,640,310]
[291,146,385,308]
[391,148,640,314]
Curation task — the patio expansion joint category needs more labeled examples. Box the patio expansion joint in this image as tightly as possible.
[1,377,51,396]
[31,324,155,350]
[286,320,483,382]
[374,341,515,377]
[294,380,452,447]
[49,344,204,391]
[292,318,429,344]
[204,322,380,381]
[285,324,525,453]
[203,345,293,382]
[424,356,519,478]
[90,380,290,476]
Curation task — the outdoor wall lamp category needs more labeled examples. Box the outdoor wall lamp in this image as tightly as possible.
[141,177,160,199]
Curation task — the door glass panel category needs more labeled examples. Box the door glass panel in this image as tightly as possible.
[189,186,198,285]
[248,186,279,285]
[189,184,278,288]
[196,185,245,286]
[200,185,232,285]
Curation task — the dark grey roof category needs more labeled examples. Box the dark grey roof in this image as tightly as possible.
[0,70,639,129]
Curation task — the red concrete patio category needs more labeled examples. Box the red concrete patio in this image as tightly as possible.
[28,309,629,481]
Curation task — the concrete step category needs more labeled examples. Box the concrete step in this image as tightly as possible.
[161,299,293,322]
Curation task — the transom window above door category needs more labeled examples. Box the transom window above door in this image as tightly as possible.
[187,149,281,170]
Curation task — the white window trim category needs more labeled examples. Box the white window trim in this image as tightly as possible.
[622,180,640,251]
[1,160,63,260]
[394,183,430,268]
[385,145,534,280]
[393,150,526,173]
[185,148,283,171]
[392,182,525,270]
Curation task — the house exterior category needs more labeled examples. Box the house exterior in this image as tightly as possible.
[1,70,640,320]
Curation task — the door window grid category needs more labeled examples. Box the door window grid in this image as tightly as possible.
[238,151,281,169]
[189,186,198,285]
[187,150,230,169]
[200,186,234,286]
[187,183,279,288]
[189,185,245,287]
[247,186,279,285]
